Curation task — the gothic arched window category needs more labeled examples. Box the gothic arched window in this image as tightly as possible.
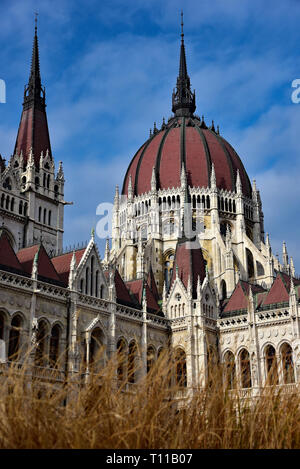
[90,257,94,296]
[3,177,12,190]
[224,351,235,389]
[147,346,155,374]
[175,348,187,388]
[128,341,137,384]
[280,343,294,384]
[117,338,127,381]
[246,248,254,279]
[265,345,278,385]
[89,327,104,372]
[35,320,48,366]
[221,280,227,301]
[0,311,5,341]
[49,324,60,367]
[8,315,22,362]
[163,251,174,290]
[95,271,99,297]
[240,348,252,388]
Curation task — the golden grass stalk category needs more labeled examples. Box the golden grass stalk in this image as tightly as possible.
[0,348,299,449]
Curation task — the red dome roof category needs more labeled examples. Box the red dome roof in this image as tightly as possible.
[122,116,252,198]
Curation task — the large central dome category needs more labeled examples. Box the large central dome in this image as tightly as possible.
[122,22,252,199]
[122,116,252,198]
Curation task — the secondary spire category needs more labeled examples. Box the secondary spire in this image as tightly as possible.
[24,13,45,111]
[172,11,196,117]
[14,15,52,167]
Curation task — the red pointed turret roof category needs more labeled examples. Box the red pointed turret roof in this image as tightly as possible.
[223,280,266,314]
[17,244,61,283]
[114,269,137,308]
[0,232,23,273]
[14,24,52,167]
[261,272,300,307]
[126,278,160,314]
[51,248,86,286]
[169,238,206,298]
[147,265,160,302]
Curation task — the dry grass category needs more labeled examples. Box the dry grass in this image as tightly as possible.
[0,350,299,449]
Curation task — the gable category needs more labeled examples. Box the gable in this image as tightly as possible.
[76,243,108,297]
[52,248,86,286]
[126,278,160,314]
[17,244,61,283]
[223,282,248,314]
[262,274,290,306]
[0,232,24,274]
[115,269,137,307]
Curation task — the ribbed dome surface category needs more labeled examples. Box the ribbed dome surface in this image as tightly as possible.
[122,116,252,198]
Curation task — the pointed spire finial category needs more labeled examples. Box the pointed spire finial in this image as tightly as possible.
[210,163,216,189]
[104,237,110,266]
[32,251,38,280]
[172,12,196,117]
[180,163,186,187]
[151,166,156,192]
[197,275,201,300]
[181,10,184,43]
[24,15,44,109]
[290,273,296,296]
[35,11,38,34]
[68,250,77,289]
[236,169,242,194]
[128,174,133,200]
[290,256,295,277]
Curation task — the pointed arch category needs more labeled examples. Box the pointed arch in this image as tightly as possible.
[147,345,156,373]
[224,350,235,389]
[49,324,61,367]
[280,342,295,384]
[128,340,137,384]
[239,348,251,389]
[8,314,23,362]
[264,344,278,385]
[117,338,127,381]
[175,347,187,388]
[220,279,227,300]
[34,319,49,366]
[89,327,105,372]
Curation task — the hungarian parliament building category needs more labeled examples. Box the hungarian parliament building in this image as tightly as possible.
[0,21,299,392]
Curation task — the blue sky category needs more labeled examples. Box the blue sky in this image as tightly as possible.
[0,0,300,270]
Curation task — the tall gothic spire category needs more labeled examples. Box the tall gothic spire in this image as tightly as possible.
[172,12,196,117]
[24,15,45,111]
[14,15,52,167]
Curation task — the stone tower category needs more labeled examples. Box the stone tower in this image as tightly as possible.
[0,21,65,255]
